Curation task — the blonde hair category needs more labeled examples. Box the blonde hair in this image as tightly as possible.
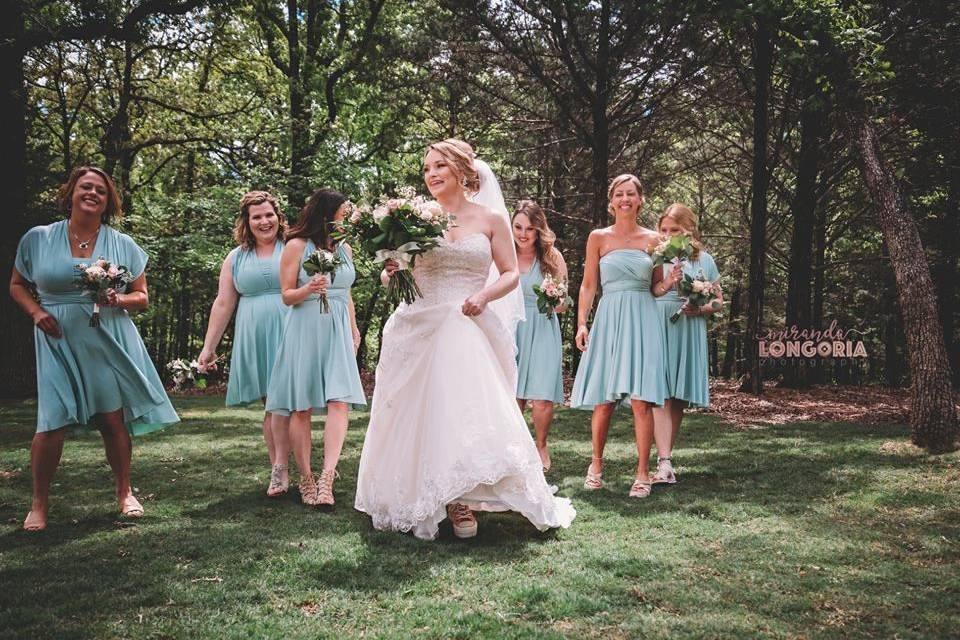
[606,174,645,218]
[234,190,287,249]
[658,203,704,260]
[513,200,564,278]
[426,138,480,193]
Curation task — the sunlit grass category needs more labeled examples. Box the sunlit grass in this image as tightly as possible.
[1,397,957,638]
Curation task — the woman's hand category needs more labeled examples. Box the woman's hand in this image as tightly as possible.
[307,275,328,295]
[681,303,701,317]
[31,308,61,338]
[575,325,589,352]
[101,288,122,308]
[462,291,488,316]
[352,326,362,353]
[666,263,684,288]
[383,259,400,278]
[197,348,218,373]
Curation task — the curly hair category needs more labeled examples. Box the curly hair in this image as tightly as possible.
[513,199,564,279]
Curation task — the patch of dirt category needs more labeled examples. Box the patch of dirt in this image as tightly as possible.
[704,379,920,427]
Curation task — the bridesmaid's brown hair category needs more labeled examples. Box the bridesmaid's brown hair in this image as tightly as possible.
[58,166,123,225]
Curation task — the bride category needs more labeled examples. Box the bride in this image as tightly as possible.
[354,139,576,540]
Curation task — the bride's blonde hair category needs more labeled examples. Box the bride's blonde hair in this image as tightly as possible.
[425,138,481,193]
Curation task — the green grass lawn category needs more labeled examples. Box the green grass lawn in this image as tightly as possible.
[0,397,957,639]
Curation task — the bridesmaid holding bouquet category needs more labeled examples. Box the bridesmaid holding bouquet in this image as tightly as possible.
[265,188,365,508]
[512,200,568,472]
[650,203,722,485]
[10,166,178,530]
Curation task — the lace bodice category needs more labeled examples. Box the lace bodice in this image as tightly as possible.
[410,233,492,306]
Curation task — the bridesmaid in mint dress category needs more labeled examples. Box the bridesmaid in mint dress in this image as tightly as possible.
[197,191,291,498]
[512,200,567,472]
[265,188,365,508]
[570,174,667,499]
[10,166,178,531]
[650,203,723,486]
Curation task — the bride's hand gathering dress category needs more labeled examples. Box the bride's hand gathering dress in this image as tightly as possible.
[354,233,576,540]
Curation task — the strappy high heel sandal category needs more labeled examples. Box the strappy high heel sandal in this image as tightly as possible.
[629,478,653,499]
[266,463,289,498]
[316,469,338,508]
[299,473,320,507]
[651,457,677,485]
[584,458,603,490]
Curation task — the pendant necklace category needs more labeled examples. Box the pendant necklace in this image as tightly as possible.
[70,221,100,250]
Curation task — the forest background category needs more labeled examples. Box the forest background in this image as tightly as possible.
[2,0,958,450]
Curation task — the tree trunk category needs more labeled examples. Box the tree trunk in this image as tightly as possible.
[721,284,742,379]
[0,5,35,396]
[286,0,311,210]
[589,0,611,229]
[846,110,958,452]
[739,17,772,394]
[781,80,822,389]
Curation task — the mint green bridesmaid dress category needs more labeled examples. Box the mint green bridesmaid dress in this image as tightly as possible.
[225,241,288,405]
[265,242,366,415]
[570,249,667,408]
[655,251,720,407]
[14,221,179,435]
[515,260,565,403]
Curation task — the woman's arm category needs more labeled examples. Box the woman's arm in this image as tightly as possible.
[575,231,602,351]
[9,268,61,338]
[280,239,327,306]
[462,214,520,316]
[198,254,241,370]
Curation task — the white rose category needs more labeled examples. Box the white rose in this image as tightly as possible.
[372,205,389,223]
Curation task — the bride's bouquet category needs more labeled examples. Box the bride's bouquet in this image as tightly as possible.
[75,257,135,327]
[336,187,453,305]
[672,271,722,323]
[302,247,342,313]
[532,274,573,319]
[652,233,693,267]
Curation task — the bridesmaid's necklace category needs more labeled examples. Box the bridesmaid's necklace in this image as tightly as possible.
[69,220,101,250]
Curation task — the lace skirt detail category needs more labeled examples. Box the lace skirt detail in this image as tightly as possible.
[354,301,575,540]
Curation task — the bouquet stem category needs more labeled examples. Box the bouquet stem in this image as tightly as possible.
[89,302,101,327]
[387,271,422,305]
[319,293,330,313]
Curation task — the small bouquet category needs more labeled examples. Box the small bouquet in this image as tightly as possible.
[302,247,342,313]
[672,271,722,323]
[652,233,693,267]
[74,257,135,327]
[167,358,205,391]
[532,274,573,319]
[335,188,453,305]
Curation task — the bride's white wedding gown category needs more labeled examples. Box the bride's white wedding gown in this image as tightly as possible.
[354,233,576,540]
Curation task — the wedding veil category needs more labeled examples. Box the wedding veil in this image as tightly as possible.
[469,158,525,335]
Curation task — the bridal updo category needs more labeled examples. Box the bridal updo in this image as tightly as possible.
[426,138,481,193]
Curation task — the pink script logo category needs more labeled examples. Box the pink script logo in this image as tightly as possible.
[758,320,868,359]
